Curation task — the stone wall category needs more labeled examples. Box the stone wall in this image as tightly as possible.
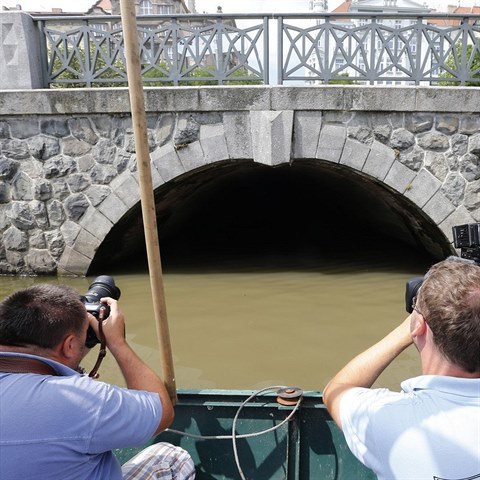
[0,86,479,275]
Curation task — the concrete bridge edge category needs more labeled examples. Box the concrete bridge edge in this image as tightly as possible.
[57,109,474,276]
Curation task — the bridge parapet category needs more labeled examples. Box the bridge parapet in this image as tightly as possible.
[1,11,480,89]
[0,86,479,275]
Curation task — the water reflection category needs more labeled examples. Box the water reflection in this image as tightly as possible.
[0,248,430,392]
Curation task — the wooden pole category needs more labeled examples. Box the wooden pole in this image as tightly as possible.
[119,0,177,404]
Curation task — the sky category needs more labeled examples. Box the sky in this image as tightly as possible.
[1,0,479,13]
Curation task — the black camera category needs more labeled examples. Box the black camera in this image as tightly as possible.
[452,223,480,263]
[405,223,480,313]
[81,275,121,348]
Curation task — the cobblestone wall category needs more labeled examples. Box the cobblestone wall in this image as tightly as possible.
[0,87,479,275]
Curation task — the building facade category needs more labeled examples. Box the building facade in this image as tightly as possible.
[306,0,433,85]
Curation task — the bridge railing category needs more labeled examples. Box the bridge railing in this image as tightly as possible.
[30,12,480,87]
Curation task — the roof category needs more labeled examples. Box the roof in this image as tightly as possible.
[86,0,112,15]
[428,5,480,26]
[332,0,352,13]
[333,0,431,13]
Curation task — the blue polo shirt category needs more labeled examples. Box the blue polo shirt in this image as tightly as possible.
[0,352,162,480]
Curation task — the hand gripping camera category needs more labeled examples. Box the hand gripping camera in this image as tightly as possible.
[81,275,121,348]
[405,223,480,313]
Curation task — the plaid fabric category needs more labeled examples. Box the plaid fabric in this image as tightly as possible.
[121,442,195,480]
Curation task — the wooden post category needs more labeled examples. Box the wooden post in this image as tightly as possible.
[119,0,177,404]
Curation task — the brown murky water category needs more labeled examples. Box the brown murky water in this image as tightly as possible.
[0,249,430,393]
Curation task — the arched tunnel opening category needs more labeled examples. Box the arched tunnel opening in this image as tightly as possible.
[89,160,454,275]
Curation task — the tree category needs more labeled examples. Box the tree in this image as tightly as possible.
[49,43,263,88]
[327,72,356,85]
[438,43,480,86]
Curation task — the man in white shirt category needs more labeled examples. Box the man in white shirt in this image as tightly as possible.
[323,258,480,480]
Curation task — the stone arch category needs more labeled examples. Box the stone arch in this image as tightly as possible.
[58,109,478,275]
[58,120,235,275]
[292,114,477,250]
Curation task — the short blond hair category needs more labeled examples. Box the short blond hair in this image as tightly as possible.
[418,259,480,373]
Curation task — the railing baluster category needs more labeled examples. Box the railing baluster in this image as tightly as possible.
[30,12,480,88]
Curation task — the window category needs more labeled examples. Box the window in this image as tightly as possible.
[158,4,173,14]
[91,23,108,37]
[139,0,152,15]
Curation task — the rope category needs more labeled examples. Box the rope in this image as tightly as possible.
[165,386,303,480]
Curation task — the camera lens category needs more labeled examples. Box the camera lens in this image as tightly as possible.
[84,275,121,303]
[82,276,121,349]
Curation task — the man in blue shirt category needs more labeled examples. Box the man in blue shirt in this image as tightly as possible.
[0,283,194,479]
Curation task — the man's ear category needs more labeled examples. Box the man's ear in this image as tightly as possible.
[411,313,427,338]
[58,334,77,360]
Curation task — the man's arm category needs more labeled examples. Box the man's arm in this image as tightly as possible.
[92,298,175,435]
[323,316,414,430]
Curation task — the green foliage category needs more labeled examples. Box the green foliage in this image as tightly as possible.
[438,43,480,86]
[49,41,263,88]
[50,41,127,88]
[179,65,263,86]
[328,72,355,85]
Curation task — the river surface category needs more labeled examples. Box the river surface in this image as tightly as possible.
[0,249,431,393]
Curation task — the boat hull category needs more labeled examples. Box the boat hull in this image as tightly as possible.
[114,389,375,479]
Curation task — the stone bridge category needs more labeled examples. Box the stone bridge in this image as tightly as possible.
[0,86,479,276]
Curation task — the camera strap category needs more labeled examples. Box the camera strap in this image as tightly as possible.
[0,356,58,376]
[88,308,108,379]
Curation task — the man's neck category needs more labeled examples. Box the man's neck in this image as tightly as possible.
[420,349,480,379]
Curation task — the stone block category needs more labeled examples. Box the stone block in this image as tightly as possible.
[151,143,185,182]
[145,88,200,112]
[272,86,344,110]
[223,112,252,159]
[79,207,113,241]
[251,110,294,166]
[200,86,271,111]
[60,220,81,246]
[339,138,370,171]
[57,246,91,276]
[362,140,395,180]
[147,158,164,189]
[109,171,140,209]
[423,191,456,224]
[347,87,416,111]
[416,87,480,113]
[384,160,416,193]
[72,228,99,261]
[25,249,56,275]
[200,124,229,163]
[0,12,43,89]
[404,168,442,208]
[293,111,322,159]
[176,140,206,170]
[97,192,128,223]
[316,124,346,163]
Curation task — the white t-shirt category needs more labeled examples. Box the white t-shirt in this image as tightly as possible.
[340,375,480,480]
